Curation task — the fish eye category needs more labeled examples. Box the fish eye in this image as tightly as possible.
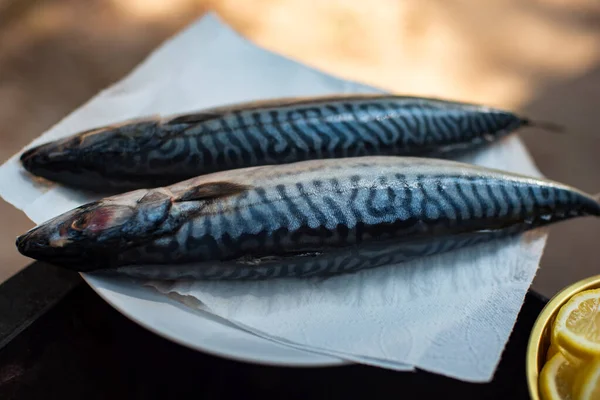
[71,214,91,231]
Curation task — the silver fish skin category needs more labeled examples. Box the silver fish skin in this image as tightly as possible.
[19,94,533,191]
[15,156,599,280]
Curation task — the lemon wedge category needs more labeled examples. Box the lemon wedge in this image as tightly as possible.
[573,359,600,400]
[540,352,577,400]
[553,289,600,360]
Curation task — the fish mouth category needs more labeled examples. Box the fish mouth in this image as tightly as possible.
[20,143,71,172]
[20,146,39,165]
[16,227,88,271]
[20,146,45,172]
[16,231,103,272]
[16,228,53,260]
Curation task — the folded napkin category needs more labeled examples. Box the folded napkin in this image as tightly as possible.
[0,13,547,382]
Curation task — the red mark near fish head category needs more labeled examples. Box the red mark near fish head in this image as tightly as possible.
[70,206,133,235]
[85,208,116,233]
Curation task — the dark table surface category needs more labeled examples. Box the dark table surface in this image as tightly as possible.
[0,262,547,400]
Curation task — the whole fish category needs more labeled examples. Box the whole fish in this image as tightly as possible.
[16,156,599,280]
[20,94,542,191]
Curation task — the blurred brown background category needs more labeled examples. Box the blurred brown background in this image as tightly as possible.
[0,0,599,296]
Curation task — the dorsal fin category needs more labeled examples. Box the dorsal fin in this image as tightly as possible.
[166,112,225,125]
[74,115,161,136]
[163,95,383,126]
[173,181,250,202]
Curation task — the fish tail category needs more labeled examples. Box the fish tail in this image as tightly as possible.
[521,118,565,134]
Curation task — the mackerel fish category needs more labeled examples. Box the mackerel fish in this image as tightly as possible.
[15,156,598,280]
[19,94,544,191]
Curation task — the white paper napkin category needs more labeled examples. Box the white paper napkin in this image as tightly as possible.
[0,13,547,382]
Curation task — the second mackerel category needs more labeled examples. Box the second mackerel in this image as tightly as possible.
[20,94,539,191]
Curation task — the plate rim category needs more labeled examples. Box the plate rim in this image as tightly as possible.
[80,272,350,368]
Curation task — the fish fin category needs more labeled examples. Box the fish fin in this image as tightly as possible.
[139,190,172,204]
[166,112,224,125]
[164,95,373,125]
[521,118,565,134]
[173,181,250,202]
[77,115,162,133]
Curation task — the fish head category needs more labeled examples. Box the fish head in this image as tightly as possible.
[19,120,162,188]
[15,189,176,271]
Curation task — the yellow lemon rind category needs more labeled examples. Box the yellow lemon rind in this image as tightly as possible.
[552,289,600,360]
[539,353,575,400]
[546,343,579,364]
[546,343,560,363]
[573,358,600,400]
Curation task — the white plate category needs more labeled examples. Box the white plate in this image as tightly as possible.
[81,273,347,367]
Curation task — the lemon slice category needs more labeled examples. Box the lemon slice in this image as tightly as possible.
[573,359,600,400]
[539,353,577,400]
[547,340,584,365]
[547,343,561,362]
[553,289,600,360]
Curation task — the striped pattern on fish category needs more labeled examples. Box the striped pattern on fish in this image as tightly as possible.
[15,157,599,280]
[20,95,530,191]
